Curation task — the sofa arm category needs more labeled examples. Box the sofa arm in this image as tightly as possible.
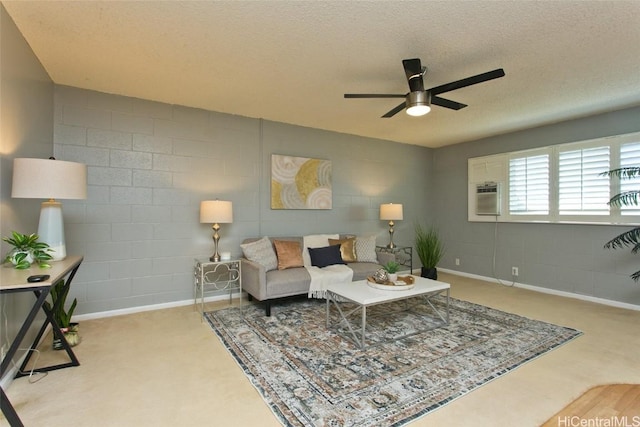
[376,251,396,266]
[241,258,268,301]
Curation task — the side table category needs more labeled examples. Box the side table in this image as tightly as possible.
[194,258,241,320]
[376,245,413,273]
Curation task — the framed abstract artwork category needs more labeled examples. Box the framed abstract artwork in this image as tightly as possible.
[271,154,332,209]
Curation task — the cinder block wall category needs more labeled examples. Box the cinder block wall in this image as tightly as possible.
[53,85,433,315]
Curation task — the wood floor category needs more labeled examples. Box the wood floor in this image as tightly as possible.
[542,384,640,426]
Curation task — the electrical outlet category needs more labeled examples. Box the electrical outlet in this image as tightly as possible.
[512,266,519,276]
[455,258,460,266]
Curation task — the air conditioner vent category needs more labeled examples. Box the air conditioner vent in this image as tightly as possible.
[476,182,500,215]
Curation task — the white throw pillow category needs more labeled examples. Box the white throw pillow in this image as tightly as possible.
[302,234,339,267]
[355,235,378,263]
[240,237,278,272]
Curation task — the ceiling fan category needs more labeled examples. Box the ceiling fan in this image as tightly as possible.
[344,58,505,118]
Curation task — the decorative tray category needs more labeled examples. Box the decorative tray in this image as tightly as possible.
[366,275,415,291]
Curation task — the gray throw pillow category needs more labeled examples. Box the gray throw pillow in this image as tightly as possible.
[240,237,278,271]
[355,235,378,263]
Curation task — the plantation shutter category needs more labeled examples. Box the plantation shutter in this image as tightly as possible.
[620,142,640,215]
[509,154,549,215]
[558,146,610,215]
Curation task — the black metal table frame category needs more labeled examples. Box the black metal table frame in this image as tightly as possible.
[0,261,82,427]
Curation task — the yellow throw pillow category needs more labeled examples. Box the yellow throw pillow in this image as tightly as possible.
[328,237,357,263]
[273,240,304,270]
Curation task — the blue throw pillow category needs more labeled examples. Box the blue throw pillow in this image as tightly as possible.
[308,245,345,268]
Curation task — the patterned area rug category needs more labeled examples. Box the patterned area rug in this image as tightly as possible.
[205,297,582,427]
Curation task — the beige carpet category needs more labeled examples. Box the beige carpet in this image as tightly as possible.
[1,272,639,426]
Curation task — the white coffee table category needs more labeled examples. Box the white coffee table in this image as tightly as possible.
[325,275,450,348]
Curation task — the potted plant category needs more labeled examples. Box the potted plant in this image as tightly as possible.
[2,231,53,269]
[415,223,445,280]
[43,279,80,349]
[382,260,401,282]
[603,166,640,282]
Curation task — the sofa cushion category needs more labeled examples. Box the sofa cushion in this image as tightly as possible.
[240,236,278,271]
[266,267,311,296]
[355,235,378,263]
[273,239,304,270]
[328,237,357,263]
[308,245,345,268]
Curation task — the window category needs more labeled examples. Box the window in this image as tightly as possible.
[509,154,549,215]
[620,142,640,216]
[468,131,640,225]
[558,146,610,215]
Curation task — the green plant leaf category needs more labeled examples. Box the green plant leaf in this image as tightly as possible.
[46,279,77,328]
[383,260,401,273]
[15,260,31,269]
[601,167,640,180]
[415,223,445,269]
[604,165,640,283]
[604,227,640,250]
[608,191,640,207]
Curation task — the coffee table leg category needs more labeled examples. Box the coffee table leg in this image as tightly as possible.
[326,292,331,328]
[446,288,450,324]
[361,306,366,348]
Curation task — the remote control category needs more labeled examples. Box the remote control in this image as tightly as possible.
[27,274,50,283]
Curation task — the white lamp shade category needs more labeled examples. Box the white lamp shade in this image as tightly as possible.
[200,200,233,223]
[11,158,87,261]
[12,158,87,200]
[380,203,403,221]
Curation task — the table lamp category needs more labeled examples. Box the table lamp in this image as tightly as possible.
[11,157,87,261]
[380,203,403,248]
[200,200,233,262]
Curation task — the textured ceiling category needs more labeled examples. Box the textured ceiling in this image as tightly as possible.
[4,1,640,148]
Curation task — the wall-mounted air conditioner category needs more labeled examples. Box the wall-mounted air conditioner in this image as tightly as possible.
[476,182,500,216]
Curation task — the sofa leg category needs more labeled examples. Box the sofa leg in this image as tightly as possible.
[247,294,253,302]
[265,301,271,317]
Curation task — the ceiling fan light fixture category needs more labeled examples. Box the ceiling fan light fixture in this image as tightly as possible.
[405,91,431,116]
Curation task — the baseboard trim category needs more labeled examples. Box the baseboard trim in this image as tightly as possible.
[74,269,640,323]
[438,268,640,312]
[73,291,242,322]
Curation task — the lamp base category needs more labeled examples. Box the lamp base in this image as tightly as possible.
[210,223,221,262]
[38,200,66,261]
[387,220,396,250]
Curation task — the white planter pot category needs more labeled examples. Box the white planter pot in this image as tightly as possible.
[8,250,33,267]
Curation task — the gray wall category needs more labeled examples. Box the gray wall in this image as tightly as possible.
[0,4,54,362]
[433,106,640,305]
[3,1,638,323]
[53,86,432,315]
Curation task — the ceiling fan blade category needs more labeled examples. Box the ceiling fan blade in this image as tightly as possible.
[344,93,406,99]
[402,58,425,92]
[431,96,467,110]
[429,68,505,96]
[382,102,406,118]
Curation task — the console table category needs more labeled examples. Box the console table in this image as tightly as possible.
[0,255,83,427]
